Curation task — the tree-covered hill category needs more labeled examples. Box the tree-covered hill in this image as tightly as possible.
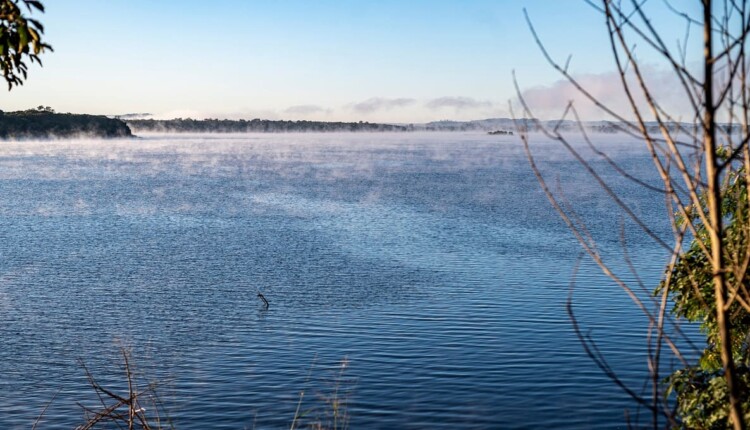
[0,107,133,139]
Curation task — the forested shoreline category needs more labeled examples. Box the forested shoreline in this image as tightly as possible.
[0,108,132,139]
[0,109,731,140]
[125,118,409,133]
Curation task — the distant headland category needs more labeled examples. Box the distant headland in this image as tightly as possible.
[0,107,132,139]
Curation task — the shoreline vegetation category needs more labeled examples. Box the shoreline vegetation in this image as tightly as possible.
[122,117,609,133]
[1,108,738,140]
[126,117,408,133]
[0,108,132,139]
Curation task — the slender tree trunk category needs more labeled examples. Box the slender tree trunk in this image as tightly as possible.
[704,2,746,428]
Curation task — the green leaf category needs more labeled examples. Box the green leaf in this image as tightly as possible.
[23,1,44,12]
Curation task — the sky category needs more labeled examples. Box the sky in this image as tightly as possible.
[2,0,702,122]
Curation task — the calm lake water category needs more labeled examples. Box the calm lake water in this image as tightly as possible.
[0,132,683,429]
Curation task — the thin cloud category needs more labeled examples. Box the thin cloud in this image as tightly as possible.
[351,97,416,114]
[517,65,691,121]
[283,104,331,115]
[425,96,493,111]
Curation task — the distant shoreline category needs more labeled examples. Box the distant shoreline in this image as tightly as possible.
[125,118,409,134]
[3,109,727,140]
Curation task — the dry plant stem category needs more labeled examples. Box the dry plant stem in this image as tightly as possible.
[32,389,60,430]
[604,3,702,162]
[517,85,672,251]
[546,5,707,259]
[556,177,599,254]
[703,2,745,428]
[599,0,703,110]
[125,352,135,430]
[522,0,750,426]
[604,2,713,246]
[524,7,699,147]
[620,221,651,297]
[516,67,682,429]
[654,226,688,424]
[573,107,669,194]
[76,348,161,430]
[291,354,318,430]
[290,391,304,430]
[513,108,687,367]
[565,255,658,414]
[607,0,750,321]
[727,0,750,313]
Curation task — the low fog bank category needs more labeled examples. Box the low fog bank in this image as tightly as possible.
[125,118,408,134]
[0,131,654,178]
[0,132,671,263]
[123,116,728,136]
[122,116,560,134]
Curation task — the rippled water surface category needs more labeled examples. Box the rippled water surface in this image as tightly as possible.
[0,133,681,428]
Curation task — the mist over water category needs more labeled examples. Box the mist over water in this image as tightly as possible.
[0,132,684,428]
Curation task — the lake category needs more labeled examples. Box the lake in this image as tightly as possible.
[0,132,684,429]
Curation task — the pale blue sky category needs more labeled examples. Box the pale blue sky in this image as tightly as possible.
[3,1,699,122]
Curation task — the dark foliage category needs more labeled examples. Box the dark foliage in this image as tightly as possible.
[0,108,133,139]
[0,0,51,90]
[660,164,750,428]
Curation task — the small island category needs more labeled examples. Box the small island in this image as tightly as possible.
[488,130,513,135]
[0,107,133,139]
